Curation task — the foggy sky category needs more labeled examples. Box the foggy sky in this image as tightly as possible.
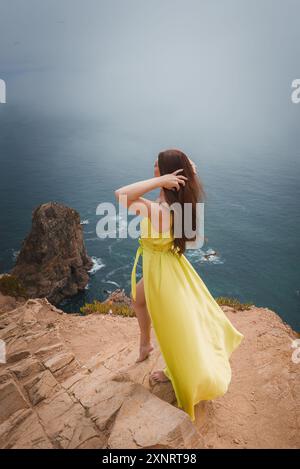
[0,0,299,143]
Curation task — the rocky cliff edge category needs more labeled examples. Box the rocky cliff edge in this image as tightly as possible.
[0,292,299,449]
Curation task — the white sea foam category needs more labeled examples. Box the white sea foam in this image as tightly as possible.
[106,265,130,278]
[229,203,247,211]
[12,249,20,260]
[104,280,120,288]
[88,257,105,274]
[186,248,224,264]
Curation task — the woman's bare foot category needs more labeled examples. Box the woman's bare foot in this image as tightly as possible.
[135,343,154,363]
[150,369,170,383]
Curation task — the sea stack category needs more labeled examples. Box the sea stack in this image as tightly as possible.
[11,202,93,304]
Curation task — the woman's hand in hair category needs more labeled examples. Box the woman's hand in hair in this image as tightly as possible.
[160,169,188,191]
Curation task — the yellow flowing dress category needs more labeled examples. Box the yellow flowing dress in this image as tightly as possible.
[131,215,244,422]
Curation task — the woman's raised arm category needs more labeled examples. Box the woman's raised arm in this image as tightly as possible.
[114,170,187,219]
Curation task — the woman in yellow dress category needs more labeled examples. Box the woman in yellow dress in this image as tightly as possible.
[115,148,244,422]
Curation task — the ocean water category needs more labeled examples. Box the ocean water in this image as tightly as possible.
[0,106,299,331]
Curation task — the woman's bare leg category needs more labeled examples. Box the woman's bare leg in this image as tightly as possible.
[131,277,154,362]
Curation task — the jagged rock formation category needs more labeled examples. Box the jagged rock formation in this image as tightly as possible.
[11,202,93,304]
[0,292,299,449]
[103,288,132,306]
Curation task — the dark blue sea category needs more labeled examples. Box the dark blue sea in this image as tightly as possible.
[0,105,299,331]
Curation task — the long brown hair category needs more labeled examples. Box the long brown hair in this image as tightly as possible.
[158,149,206,255]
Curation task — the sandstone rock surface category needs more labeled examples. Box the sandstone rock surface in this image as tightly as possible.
[0,292,299,449]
